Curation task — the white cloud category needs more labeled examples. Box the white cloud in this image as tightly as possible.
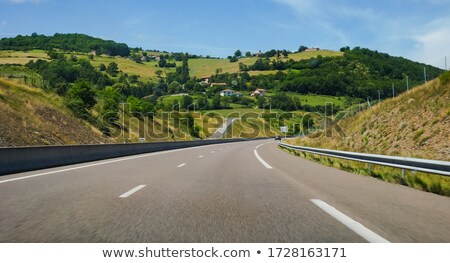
[273,0,319,17]
[272,0,354,45]
[412,26,450,68]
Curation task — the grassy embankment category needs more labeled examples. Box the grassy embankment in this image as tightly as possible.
[284,73,450,196]
[0,77,111,146]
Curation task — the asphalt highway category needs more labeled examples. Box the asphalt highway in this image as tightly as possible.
[0,139,449,242]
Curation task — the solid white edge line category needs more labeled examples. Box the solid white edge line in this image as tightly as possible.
[255,144,264,149]
[0,141,249,185]
[177,163,186,168]
[119,185,146,198]
[310,199,390,243]
[253,149,273,169]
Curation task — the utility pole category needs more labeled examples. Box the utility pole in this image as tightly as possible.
[392,83,395,98]
[424,67,427,83]
[406,75,409,91]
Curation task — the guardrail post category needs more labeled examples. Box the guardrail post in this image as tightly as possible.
[368,163,372,174]
[401,169,406,185]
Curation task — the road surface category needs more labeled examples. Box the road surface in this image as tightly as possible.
[0,139,449,242]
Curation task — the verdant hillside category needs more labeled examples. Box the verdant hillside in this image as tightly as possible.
[0,77,111,146]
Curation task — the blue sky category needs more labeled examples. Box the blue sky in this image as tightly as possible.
[1,0,449,68]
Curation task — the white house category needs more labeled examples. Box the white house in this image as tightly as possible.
[220,89,235,97]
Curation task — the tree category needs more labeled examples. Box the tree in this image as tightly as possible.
[229,56,238,63]
[179,58,189,84]
[256,95,266,109]
[181,95,194,110]
[196,96,209,110]
[221,96,231,108]
[66,81,96,118]
[127,96,154,116]
[245,51,252,57]
[211,94,221,109]
[234,49,242,57]
[99,63,106,71]
[97,86,123,116]
[168,81,182,94]
[298,45,308,52]
[158,57,167,67]
[106,62,119,76]
[270,92,295,111]
[239,62,249,71]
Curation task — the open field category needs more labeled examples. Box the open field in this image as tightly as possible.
[74,54,177,81]
[0,49,343,81]
[287,93,348,107]
[283,50,343,61]
[0,50,50,64]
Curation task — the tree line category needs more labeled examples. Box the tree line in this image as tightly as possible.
[226,47,444,99]
[0,33,130,57]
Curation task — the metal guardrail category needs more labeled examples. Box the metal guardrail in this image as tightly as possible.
[0,138,266,176]
[278,142,450,176]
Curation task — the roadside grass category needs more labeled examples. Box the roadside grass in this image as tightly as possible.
[281,147,450,196]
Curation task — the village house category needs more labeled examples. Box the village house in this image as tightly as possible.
[199,76,210,85]
[250,88,265,97]
[210,82,228,87]
[220,89,235,97]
